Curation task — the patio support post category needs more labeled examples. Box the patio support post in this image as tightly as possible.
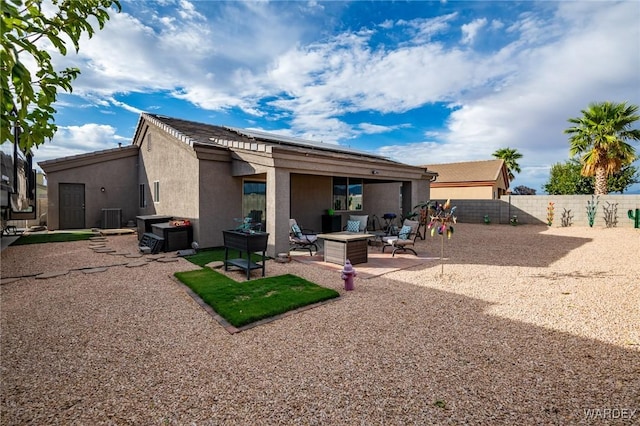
[266,167,291,258]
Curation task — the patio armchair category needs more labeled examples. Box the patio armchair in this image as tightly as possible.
[344,214,369,233]
[382,219,420,256]
[289,219,318,255]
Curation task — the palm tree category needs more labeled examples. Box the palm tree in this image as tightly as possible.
[565,101,640,195]
[492,147,522,181]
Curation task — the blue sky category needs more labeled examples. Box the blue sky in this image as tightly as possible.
[26,0,640,193]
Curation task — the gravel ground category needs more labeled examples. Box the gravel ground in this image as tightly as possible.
[1,224,639,425]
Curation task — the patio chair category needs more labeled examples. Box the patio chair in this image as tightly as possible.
[289,219,318,255]
[382,219,420,256]
[344,214,369,233]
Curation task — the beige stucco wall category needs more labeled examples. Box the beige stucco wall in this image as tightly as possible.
[197,159,242,248]
[431,185,496,200]
[291,174,332,231]
[137,126,200,223]
[42,150,138,230]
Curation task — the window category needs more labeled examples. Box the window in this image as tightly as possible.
[243,180,266,228]
[147,133,152,151]
[333,177,363,211]
[139,184,146,208]
[153,181,160,203]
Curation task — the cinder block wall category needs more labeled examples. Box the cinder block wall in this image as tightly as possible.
[429,195,640,228]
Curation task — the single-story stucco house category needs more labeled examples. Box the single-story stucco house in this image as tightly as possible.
[423,159,509,200]
[40,113,437,257]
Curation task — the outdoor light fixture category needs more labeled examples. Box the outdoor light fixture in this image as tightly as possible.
[371,170,380,175]
[100,187,106,192]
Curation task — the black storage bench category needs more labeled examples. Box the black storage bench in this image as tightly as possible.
[222,230,269,280]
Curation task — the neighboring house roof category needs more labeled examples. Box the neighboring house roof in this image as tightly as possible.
[422,159,509,189]
[39,144,139,173]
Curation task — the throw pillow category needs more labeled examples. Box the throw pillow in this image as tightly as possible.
[291,223,303,238]
[398,225,412,240]
[346,220,361,232]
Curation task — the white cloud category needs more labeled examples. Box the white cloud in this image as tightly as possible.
[380,1,640,192]
[461,18,487,45]
[34,124,128,167]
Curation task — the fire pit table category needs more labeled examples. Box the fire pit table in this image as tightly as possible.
[317,231,374,265]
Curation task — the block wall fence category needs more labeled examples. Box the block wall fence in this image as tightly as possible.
[432,195,640,228]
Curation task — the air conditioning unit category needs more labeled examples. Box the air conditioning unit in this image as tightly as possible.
[102,208,122,229]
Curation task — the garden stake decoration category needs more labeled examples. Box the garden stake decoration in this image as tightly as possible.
[547,202,555,226]
[628,209,640,228]
[586,195,599,227]
[428,199,457,276]
[602,202,618,228]
[561,208,573,227]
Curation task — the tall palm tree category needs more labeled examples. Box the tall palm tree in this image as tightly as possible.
[492,147,522,181]
[565,101,640,195]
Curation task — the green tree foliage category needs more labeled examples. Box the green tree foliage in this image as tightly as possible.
[544,159,639,194]
[565,101,640,195]
[1,0,121,152]
[492,147,522,181]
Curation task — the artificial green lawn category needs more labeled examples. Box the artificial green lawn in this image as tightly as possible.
[12,231,96,245]
[183,247,268,267]
[174,268,339,328]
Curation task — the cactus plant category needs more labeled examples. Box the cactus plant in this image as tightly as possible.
[586,195,599,227]
[629,209,640,228]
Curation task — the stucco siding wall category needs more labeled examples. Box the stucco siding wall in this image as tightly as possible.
[431,186,494,200]
[45,154,138,230]
[197,159,242,248]
[137,127,199,221]
[441,195,640,228]
[364,183,402,225]
[291,174,332,232]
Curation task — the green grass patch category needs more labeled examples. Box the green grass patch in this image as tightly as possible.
[174,268,339,328]
[12,231,96,245]
[183,247,268,267]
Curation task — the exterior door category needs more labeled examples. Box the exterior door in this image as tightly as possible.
[59,183,85,229]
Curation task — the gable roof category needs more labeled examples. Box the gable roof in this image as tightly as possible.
[422,159,509,186]
[141,113,396,163]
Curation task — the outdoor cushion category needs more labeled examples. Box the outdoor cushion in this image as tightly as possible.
[291,223,303,238]
[398,225,412,240]
[348,215,368,232]
[346,220,361,232]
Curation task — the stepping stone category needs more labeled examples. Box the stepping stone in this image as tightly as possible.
[36,271,68,279]
[157,257,179,263]
[82,267,108,274]
[94,248,116,253]
[146,254,165,260]
[126,261,148,268]
[1,277,21,285]
[89,237,108,241]
[108,251,131,256]
[125,253,143,258]
[206,261,225,269]
[89,244,106,249]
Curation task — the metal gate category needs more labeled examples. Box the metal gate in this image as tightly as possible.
[59,183,85,229]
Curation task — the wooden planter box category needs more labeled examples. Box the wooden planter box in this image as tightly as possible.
[222,230,269,280]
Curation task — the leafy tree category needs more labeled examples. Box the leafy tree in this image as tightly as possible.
[607,164,640,194]
[565,101,640,195]
[1,0,121,152]
[544,158,639,194]
[511,185,537,195]
[492,147,522,182]
[544,160,593,195]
